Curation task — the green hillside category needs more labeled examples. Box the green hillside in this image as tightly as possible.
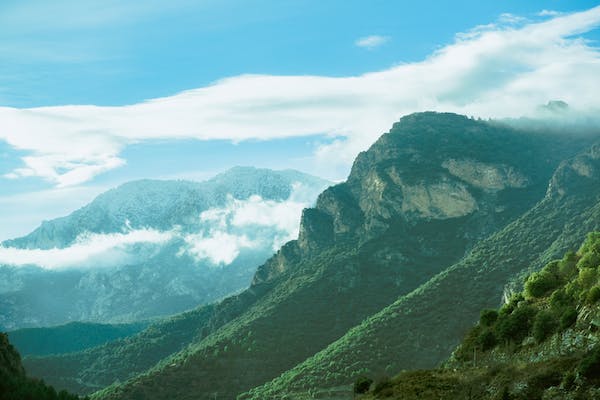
[242,143,600,399]
[355,232,600,400]
[22,302,232,394]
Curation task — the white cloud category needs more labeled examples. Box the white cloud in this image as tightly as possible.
[355,35,390,49]
[183,231,258,266]
[181,183,321,265]
[538,10,562,17]
[498,13,528,25]
[1,7,600,185]
[0,228,173,270]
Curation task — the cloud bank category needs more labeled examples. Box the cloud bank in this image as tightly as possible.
[0,184,318,269]
[181,183,317,266]
[1,7,600,185]
[0,228,172,269]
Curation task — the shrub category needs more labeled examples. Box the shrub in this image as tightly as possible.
[373,377,393,397]
[477,330,497,351]
[578,345,600,379]
[587,286,600,304]
[578,232,600,254]
[558,253,578,278]
[455,326,482,361]
[561,371,576,390]
[576,251,600,269]
[559,307,578,330]
[525,271,560,298]
[480,309,499,327]
[496,305,537,343]
[353,376,373,394]
[532,311,558,343]
[577,268,597,289]
[499,294,524,316]
[550,288,574,310]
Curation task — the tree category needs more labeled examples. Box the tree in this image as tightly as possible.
[353,376,373,394]
[525,271,560,298]
[480,309,498,326]
[578,345,600,379]
[532,311,558,343]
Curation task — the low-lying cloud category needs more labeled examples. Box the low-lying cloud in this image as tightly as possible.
[0,184,319,269]
[1,7,600,185]
[180,183,319,266]
[0,228,172,269]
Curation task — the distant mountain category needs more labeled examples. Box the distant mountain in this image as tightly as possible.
[0,167,331,330]
[4,167,329,250]
[25,113,599,399]
[8,321,148,357]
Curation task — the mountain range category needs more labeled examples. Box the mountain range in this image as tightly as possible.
[17,112,600,399]
[0,167,330,330]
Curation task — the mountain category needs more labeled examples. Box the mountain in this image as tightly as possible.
[354,232,600,400]
[8,321,148,357]
[243,142,600,398]
[0,167,331,330]
[0,332,84,400]
[4,167,329,250]
[25,112,598,399]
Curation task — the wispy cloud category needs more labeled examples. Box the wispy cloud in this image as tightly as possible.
[0,228,172,269]
[1,7,600,186]
[538,10,563,17]
[355,35,390,49]
[497,13,528,25]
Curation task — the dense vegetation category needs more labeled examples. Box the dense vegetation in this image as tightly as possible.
[9,322,148,357]
[353,232,600,399]
[241,142,600,398]
[456,234,600,361]
[23,303,234,394]
[0,333,86,400]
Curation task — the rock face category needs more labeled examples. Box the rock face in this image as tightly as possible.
[0,167,330,330]
[255,112,573,284]
[442,158,529,191]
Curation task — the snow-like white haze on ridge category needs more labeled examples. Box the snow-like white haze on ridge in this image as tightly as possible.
[0,184,316,270]
[1,7,600,186]
[0,228,171,270]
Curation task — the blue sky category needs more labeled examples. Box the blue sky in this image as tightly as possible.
[1,1,598,107]
[1,1,600,240]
